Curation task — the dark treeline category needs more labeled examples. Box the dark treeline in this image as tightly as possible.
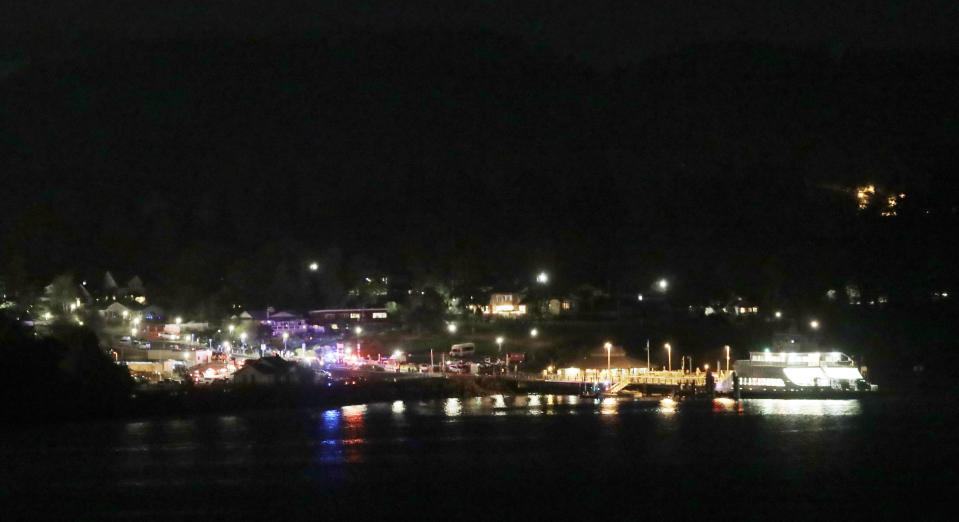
[0,312,132,422]
[2,31,958,311]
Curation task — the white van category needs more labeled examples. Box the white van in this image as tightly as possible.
[449,343,475,357]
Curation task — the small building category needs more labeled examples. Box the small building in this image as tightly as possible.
[558,345,648,382]
[483,293,527,317]
[233,356,305,385]
[545,298,573,315]
[237,309,324,337]
[306,308,388,330]
[100,301,136,321]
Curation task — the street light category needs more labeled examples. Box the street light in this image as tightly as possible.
[725,345,730,372]
[810,320,820,330]
[175,317,182,325]
[282,332,289,351]
[309,262,319,271]
[530,328,538,337]
[447,323,457,334]
[665,343,672,371]
[228,324,234,334]
[131,327,137,337]
[604,342,612,379]
[496,336,504,353]
[355,326,362,358]
[774,311,782,319]
[658,279,668,291]
[536,272,548,284]
[240,332,247,350]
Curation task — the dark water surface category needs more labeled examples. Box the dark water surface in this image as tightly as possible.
[2,395,955,520]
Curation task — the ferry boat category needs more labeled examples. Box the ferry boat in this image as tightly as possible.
[729,333,878,396]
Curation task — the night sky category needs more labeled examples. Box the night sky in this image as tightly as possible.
[2,1,958,306]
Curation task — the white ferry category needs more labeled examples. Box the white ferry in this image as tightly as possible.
[731,333,878,394]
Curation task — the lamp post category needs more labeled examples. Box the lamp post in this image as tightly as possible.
[282,332,289,352]
[355,326,362,358]
[646,339,650,373]
[240,332,247,352]
[496,336,503,353]
[725,345,730,373]
[604,342,612,381]
[665,343,672,372]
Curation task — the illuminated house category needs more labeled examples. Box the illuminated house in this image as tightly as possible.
[97,271,148,304]
[307,308,389,330]
[482,293,527,317]
[237,309,320,336]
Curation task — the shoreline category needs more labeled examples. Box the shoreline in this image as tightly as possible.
[5,374,942,427]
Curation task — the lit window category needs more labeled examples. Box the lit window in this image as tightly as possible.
[372,312,387,319]
[350,313,361,319]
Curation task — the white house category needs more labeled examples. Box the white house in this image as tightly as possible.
[233,356,304,385]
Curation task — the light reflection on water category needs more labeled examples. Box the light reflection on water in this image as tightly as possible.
[600,397,618,415]
[319,396,864,420]
[659,397,677,414]
[322,408,341,432]
[744,399,862,416]
[443,397,462,417]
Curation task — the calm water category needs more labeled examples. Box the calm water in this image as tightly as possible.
[2,395,955,520]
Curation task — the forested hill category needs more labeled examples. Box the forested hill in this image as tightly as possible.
[2,33,957,305]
